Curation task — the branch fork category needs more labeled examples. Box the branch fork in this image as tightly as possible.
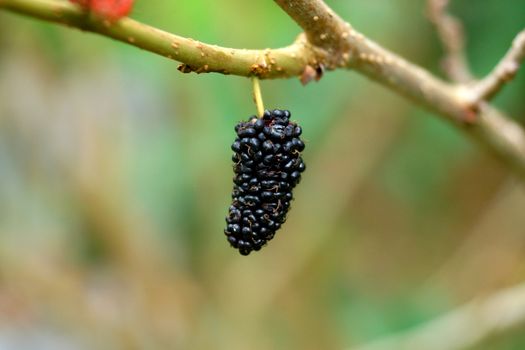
[471,30,525,103]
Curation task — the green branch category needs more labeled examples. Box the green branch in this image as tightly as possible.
[0,0,318,78]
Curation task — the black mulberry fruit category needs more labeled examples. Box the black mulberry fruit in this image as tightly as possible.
[224,109,306,255]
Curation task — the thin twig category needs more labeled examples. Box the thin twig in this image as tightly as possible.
[352,281,525,350]
[472,30,525,102]
[426,0,473,82]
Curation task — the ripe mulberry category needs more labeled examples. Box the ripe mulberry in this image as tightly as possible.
[224,109,306,255]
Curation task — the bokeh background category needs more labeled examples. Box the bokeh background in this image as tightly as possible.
[1,0,525,349]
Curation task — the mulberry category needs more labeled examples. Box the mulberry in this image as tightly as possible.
[224,109,306,255]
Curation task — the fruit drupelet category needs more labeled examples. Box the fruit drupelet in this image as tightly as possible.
[224,109,306,255]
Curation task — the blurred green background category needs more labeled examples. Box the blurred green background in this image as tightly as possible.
[1,0,525,349]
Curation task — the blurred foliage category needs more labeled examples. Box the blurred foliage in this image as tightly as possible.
[0,0,525,349]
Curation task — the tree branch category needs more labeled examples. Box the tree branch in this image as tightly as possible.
[2,0,525,182]
[426,0,473,83]
[273,0,525,181]
[0,0,318,78]
[352,281,525,350]
[471,30,525,102]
